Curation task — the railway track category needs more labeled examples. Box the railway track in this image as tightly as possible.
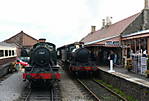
[77,79,128,101]
[24,88,54,101]
[19,83,61,101]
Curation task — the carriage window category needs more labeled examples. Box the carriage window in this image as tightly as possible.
[5,50,8,56]
[0,50,4,57]
[9,50,11,56]
[12,50,14,56]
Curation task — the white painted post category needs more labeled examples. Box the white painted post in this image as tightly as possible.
[108,60,115,73]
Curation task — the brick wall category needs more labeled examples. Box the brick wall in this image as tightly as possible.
[98,69,149,101]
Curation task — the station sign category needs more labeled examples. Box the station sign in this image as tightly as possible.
[105,41,120,46]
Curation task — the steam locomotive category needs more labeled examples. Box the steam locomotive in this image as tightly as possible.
[57,42,97,77]
[23,42,60,86]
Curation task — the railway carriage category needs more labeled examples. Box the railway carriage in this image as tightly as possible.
[0,42,17,76]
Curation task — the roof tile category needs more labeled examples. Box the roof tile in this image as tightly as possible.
[81,13,141,44]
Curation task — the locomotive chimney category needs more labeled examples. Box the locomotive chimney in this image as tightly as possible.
[102,19,106,28]
[145,0,149,9]
[91,26,96,33]
[38,38,46,43]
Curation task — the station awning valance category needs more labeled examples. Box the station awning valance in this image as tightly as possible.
[85,44,122,48]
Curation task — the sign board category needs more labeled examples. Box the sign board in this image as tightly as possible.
[105,41,120,45]
[141,57,147,65]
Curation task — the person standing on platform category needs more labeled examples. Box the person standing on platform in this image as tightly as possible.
[108,51,115,66]
[110,51,115,61]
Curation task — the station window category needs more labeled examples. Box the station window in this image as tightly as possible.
[5,50,8,56]
[0,50,4,57]
[12,50,14,56]
[9,50,11,56]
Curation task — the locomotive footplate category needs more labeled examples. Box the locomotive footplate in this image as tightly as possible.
[23,73,61,80]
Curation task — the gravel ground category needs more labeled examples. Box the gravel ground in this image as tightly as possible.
[0,72,28,101]
[0,68,94,101]
[59,69,91,101]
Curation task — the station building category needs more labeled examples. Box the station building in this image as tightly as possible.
[4,31,38,56]
[81,0,149,67]
[121,9,149,57]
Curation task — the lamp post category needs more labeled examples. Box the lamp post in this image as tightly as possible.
[108,60,115,72]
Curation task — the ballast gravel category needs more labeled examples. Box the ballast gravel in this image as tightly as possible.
[59,69,90,101]
[0,72,27,101]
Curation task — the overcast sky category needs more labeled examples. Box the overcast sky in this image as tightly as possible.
[0,0,144,47]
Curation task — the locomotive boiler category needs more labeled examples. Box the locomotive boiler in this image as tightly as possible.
[71,48,90,63]
[23,42,60,86]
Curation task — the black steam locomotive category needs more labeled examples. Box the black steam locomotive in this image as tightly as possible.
[23,42,61,86]
[57,42,97,77]
[20,48,30,57]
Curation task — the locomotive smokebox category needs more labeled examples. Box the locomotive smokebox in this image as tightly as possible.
[32,47,51,66]
[73,48,90,63]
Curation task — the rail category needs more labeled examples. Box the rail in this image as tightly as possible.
[24,88,31,101]
[50,88,54,101]
[93,79,128,101]
[77,79,128,101]
[77,79,101,101]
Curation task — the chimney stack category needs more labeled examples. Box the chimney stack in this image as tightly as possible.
[145,0,149,9]
[91,26,96,33]
[102,19,106,28]
[38,38,46,43]
[106,16,112,26]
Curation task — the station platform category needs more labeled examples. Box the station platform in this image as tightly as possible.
[97,66,149,88]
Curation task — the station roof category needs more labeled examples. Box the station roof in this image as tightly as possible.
[80,13,140,45]
[4,31,38,42]
[0,42,17,48]
[3,31,38,48]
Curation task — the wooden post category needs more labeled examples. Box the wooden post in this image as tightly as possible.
[139,39,141,51]
[134,39,137,53]
[147,38,149,54]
